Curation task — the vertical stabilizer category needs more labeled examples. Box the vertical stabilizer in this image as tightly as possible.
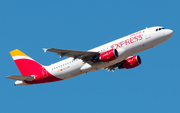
[10,49,43,76]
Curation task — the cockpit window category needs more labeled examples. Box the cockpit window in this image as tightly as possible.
[156,27,165,31]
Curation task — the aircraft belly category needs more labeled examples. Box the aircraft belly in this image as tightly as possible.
[55,62,84,79]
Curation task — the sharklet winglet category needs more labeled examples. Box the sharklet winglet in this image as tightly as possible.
[42,48,47,53]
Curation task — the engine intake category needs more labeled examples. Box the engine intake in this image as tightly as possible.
[100,49,118,62]
[118,55,141,69]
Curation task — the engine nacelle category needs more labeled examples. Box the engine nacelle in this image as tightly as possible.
[100,49,118,62]
[118,55,141,69]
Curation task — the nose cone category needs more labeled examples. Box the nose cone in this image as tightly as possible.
[162,29,174,41]
[166,29,174,38]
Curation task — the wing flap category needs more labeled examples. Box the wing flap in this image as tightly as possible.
[6,75,34,81]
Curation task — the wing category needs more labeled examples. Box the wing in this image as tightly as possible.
[102,62,123,72]
[6,75,34,81]
[103,55,134,72]
[43,48,99,63]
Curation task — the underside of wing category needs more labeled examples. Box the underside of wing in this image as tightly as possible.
[43,48,99,62]
[6,75,34,81]
[103,61,123,72]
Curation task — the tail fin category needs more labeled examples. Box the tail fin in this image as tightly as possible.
[10,49,43,76]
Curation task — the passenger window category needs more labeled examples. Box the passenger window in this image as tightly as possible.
[156,29,158,31]
[159,28,162,30]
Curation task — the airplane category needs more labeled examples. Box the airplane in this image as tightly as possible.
[6,26,174,86]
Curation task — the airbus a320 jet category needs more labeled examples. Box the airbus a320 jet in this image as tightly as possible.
[7,26,174,86]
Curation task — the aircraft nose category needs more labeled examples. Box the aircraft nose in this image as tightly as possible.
[166,29,174,38]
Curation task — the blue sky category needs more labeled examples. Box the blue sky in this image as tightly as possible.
[1,0,179,113]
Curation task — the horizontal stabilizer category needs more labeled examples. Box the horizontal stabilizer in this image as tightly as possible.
[6,75,34,81]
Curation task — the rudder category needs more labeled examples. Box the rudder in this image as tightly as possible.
[10,49,43,76]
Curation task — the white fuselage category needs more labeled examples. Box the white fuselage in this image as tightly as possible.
[44,26,173,80]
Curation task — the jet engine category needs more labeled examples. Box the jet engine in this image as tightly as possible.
[99,49,118,62]
[118,55,141,69]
